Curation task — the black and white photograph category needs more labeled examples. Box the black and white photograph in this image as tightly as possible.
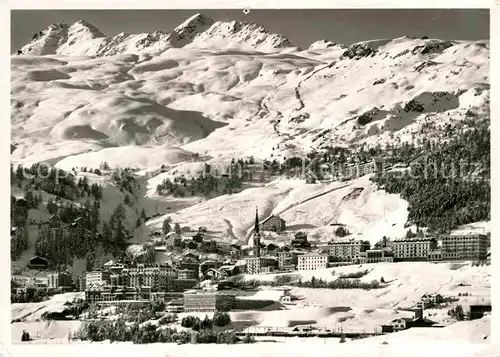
[3,4,498,357]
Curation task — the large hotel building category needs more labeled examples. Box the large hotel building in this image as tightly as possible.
[326,240,371,261]
[393,237,438,261]
[441,233,488,261]
[297,253,328,271]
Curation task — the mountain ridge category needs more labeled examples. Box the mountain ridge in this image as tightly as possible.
[17,13,296,57]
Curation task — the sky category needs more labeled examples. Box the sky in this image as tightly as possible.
[11,9,489,52]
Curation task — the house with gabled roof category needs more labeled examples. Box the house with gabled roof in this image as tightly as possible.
[182,252,199,262]
[205,268,228,280]
[28,256,49,269]
[259,215,286,233]
[47,214,63,228]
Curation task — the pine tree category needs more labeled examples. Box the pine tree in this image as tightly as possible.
[46,198,58,214]
[174,223,181,234]
[24,186,35,209]
[162,220,171,235]
[102,222,113,252]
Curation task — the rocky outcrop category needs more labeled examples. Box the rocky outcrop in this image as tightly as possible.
[411,40,454,55]
[357,107,381,125]
[403,99,425,113]
[341,43,376,60]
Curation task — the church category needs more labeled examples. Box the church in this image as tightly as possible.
[245,208,277,274]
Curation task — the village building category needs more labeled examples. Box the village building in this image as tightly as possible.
[469,304,492,320]
[427,249,443,262]
[441,232,488,261]
[183,291,236,313]
[103,260,115,270]
[326,240,371,261]
[166,298,185,313]
[417,293,444,309]
[217,241,233,254]
[259,215,286,233]
[27,276,49,289]
[182,252,200,261]
[199,260,224,277]
[359,249,394,264]
[47,271,73,290]
[291,232,311,249]
[389,308,433,331]
[109,263,126,274]
[153,246,169,263]
[126,264,178,291]
[47,214,63,228]
[277,250,304,270]
[245,257,277,274]
[229,244,242,258]
[109,273,124,286]
[11,275,31,287]
[205,268,229,280]
[84,282,106,303]
[297,253,328,271]
[172,278,198,291]
[178,269,197,280]
[179,261,200,278]
[219,264,240,276]
[85,270,111,287]
[393,237,438,261]
[390,317,415,332]
[28,256,49,270]
[263,243,280,256]
[390,315,435,331]
[77,274,86,291]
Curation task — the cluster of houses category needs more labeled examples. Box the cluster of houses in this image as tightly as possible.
[13,207,490,314]
[235,212,490,275]
[12,272,73,295]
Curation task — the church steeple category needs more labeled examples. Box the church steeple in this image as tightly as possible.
[253,207,261,257]
[254,207,260,234]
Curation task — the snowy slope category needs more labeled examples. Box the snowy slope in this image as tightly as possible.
[145,175,409,246]
[10,316,496,357]
[240,261,490,332]
[11,13,490,250]
[12,15,489,165]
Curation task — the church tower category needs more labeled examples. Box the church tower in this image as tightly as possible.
[253,207,261,257]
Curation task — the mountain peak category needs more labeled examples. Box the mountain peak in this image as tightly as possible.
[175,13,214,29]
[172,13,215,46]
[16,13,294,56]
[309,39,346,50]
[68,20,106,39]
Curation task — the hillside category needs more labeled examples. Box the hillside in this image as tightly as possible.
[146,175,408,246]
[10,13,490,264]
[12,15,489,166]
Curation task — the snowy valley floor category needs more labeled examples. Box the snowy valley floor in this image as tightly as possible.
[10,262,493,357]
[8,316,498,357]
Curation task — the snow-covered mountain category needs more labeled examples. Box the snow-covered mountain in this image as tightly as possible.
[17,13,295,57]
[10,13,490,244]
